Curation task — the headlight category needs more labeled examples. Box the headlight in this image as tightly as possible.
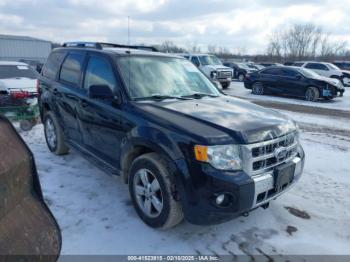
[194,144,242,171]
[210,71,217,79]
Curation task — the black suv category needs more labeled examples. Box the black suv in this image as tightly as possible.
[38,42,305,229]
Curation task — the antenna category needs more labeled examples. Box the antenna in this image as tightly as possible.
[128,16,130,46]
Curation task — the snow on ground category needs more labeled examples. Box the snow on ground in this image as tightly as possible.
[226,81,350,111]
[20,117,350,256]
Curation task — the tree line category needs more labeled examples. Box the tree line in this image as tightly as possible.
[156,23,350,63]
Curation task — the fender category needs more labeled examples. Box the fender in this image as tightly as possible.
[119,125,186,183]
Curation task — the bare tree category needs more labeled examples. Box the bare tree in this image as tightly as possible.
[266,23,348,61]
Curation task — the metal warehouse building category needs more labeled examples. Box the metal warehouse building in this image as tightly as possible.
[0,34,51,63]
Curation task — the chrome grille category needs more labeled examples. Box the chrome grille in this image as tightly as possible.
[217,70,232,78]
[242,132,298,176]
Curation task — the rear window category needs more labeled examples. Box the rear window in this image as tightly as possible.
[0,65,37,79]
[42,51,66,79]
[59,53,85,86]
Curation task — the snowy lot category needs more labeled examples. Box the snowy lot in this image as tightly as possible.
[226,81,350,111]
[19,109,350,257]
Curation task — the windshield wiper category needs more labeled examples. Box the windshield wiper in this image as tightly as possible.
[134,94,191,101]
[181,92,219,99]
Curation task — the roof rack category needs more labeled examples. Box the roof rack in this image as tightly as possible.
[62,42,158,52]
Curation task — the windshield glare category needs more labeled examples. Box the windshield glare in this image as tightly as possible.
[118,56,221,99]
[0,65,37,79]
[198,55,222,66]
[297,67,320,78]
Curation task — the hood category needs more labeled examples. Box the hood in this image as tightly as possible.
[135,96,297,144]
[341,70,350,77]
[202,65,233,72]
[0,78,37,93]
[310,75,343,89]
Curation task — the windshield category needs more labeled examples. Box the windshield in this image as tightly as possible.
[117,56,221,100]
[0,65,37,79]
[198,55,222,66]
[326,63,340,70]
[296,67,320,78]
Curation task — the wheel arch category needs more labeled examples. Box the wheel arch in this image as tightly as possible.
[120,137,183,184]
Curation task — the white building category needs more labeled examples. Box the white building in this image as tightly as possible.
[0,34,51,64]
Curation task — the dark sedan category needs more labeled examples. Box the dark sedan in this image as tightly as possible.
[244,66,345,102]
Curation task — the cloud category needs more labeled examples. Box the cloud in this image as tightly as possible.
[0,0,349,54]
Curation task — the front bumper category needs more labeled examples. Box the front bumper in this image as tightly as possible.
[175,145,305,225]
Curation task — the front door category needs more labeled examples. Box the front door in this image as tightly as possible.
[77,54,124,168]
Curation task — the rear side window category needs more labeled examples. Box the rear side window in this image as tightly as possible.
[305,63,328,70]
[42,52,66,79]
[83,56,116,91]
[59,53,85,85]
[282,69,299,77]
[261,68,282,75]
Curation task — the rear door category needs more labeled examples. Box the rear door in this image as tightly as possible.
[259,68,283,93]
[76,53,124,167]
[56,51,86,143]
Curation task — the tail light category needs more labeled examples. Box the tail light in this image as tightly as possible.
[10,91,30,99]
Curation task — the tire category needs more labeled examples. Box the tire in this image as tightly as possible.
[305,86,319,102]
[252,82,264,95]
[221,82,230,89]
[129,153,183,229]
[238,74,245,82]
[43,111,69,155]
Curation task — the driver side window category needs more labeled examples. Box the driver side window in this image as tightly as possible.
[84,56,116,91]
[191,56,200,67]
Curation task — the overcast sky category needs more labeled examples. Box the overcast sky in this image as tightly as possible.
[0,0,349,54]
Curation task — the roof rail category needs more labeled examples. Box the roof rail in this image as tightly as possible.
[62,42,158,52]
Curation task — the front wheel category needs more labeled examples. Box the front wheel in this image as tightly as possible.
[129,153,183,229]
[305,86,319,102]
[221,82,230,89]
[44,111,69,155]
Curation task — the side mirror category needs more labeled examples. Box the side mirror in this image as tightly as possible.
[88,85,121,105]
[295,74,303,80]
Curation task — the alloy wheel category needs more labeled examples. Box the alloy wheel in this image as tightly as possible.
[45,117,57,149]
[133,169,163,218]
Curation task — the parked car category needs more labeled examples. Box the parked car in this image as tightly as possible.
[246,63,264,70]
[0,61,38,98]
[38,42,305,229]
[258,62,283,67]
[244,66,345,101]
[332,61,350,71]
[293,61,350,86]
[223,62,257,81]
[179,53,233,89]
